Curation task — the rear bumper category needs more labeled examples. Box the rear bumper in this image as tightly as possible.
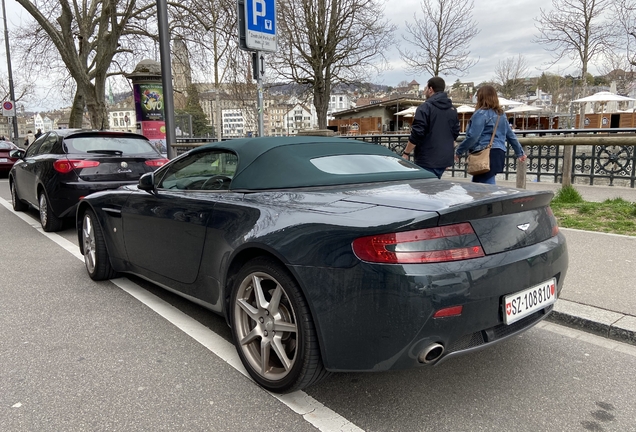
[290,232,568,372]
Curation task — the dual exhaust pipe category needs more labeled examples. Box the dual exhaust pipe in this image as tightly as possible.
[418,343,445,364]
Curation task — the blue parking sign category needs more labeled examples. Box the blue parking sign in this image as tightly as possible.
[244,0,277,52]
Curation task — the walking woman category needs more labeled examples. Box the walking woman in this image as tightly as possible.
[454,85,527,184]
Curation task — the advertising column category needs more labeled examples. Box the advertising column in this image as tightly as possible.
[125,60,167,154]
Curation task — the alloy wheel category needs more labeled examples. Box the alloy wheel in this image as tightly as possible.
[39,193,48,226]
[233,272,299,382]
[82,213,96,274]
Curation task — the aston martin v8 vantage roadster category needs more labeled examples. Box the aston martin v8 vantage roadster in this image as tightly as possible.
[76,136,568,393]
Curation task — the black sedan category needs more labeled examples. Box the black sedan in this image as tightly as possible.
[76,136,568,393]
[0,140,21,174]
[9,129,168,231]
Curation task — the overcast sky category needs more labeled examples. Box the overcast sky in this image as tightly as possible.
[0,0,596,110]
[377,0,583,87]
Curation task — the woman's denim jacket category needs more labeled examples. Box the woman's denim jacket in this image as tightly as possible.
[455,109,524,158]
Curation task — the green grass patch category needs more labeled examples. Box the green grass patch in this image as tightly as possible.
[552,185,584,204]
[551,193,636,236]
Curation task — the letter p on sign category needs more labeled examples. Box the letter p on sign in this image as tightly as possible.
[252,0,266,25]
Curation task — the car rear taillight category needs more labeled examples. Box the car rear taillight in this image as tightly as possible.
[546,206,559,237]
[145,158,169,167]
[352,223,485,264]
[53,160,100,174]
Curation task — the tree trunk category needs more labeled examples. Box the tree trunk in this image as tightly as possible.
[313,73,330,130]
[83,80,108,130]
[69,91,86,129]
[314,91,328,130]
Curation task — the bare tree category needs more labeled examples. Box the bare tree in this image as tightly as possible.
[179,0,239,139]
[494,55,529,99]
[534,0,617,72]
[13,0,159,128]
[271,0,395,130]
[534,0,618,93]
[534,0,617,185]
[537,72,569,111]
[598,53,636,94]
[607,0,636,96]
[612,0,636,67]
[399,0,479,78]
[0,74,35,106]
[13,0,238,131]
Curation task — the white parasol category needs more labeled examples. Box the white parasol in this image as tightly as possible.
[455,105,475,132]
[506,104,542,130]
[572,91,636,103]
[394,106,418,116]
[456,104,475,113]
[572,91,636,127]
[498,97,523,106]
[505,104,542,113]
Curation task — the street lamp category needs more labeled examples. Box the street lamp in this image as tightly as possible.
[1,0,19,143]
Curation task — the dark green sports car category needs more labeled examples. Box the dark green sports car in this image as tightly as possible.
[76,136,568,393]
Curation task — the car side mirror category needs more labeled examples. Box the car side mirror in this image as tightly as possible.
[138,172,156,193]
[10,149,25,159]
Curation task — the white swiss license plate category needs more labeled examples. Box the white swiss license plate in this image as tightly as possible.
[503,278,557,325]
[0,158,7,162]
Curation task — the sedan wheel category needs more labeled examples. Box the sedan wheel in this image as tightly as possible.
[82,210,117,281]
[39,192,63,232]
[10,181,27,212]
[230,257,328,393]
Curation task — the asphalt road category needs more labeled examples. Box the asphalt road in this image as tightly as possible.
[1,178,636,432]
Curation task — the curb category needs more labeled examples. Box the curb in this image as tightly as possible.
[547,299,636,346]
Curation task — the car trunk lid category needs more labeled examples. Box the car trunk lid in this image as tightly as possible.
[340,179,558,254]
[71,155,156,181]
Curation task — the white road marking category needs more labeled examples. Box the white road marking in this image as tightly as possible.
[0,196,364,432]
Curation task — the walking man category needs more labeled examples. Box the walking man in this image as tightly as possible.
[401,77,460,179]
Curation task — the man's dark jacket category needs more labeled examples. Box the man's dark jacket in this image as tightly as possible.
[408,92,460,169]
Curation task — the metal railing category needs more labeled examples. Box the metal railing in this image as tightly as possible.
[349,132,636,188]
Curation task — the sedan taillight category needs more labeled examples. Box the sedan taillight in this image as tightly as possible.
[546,206,560,237]
[145,158,169,167]
[352,223,485,264]
[53,160,100,174]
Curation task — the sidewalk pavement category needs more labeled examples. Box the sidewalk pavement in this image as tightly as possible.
[451,177,636,346]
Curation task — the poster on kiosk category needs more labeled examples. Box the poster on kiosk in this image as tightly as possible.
[133,83,167,154]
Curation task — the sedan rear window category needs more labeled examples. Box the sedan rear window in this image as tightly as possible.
[310,154,421,175]
[65,136,158,155]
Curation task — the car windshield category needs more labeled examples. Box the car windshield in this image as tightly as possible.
[0,141,16,150]
[64,136,158,155]
[310,154,420,175]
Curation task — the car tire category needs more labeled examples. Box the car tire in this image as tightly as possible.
[10,180,27,212]
[230,257,329,393]
[38,191,63,232]
[81,209,118,281]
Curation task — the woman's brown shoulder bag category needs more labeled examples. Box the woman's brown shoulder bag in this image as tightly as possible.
[467,115,500,176]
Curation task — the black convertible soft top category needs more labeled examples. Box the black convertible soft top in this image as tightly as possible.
[190,136,435,190]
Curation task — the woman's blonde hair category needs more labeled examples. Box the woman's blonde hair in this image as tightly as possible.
[475,85,503,114]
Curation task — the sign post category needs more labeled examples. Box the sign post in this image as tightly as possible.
[238,0,276,137]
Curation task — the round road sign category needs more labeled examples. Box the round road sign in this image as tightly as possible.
[3,101,14,111]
